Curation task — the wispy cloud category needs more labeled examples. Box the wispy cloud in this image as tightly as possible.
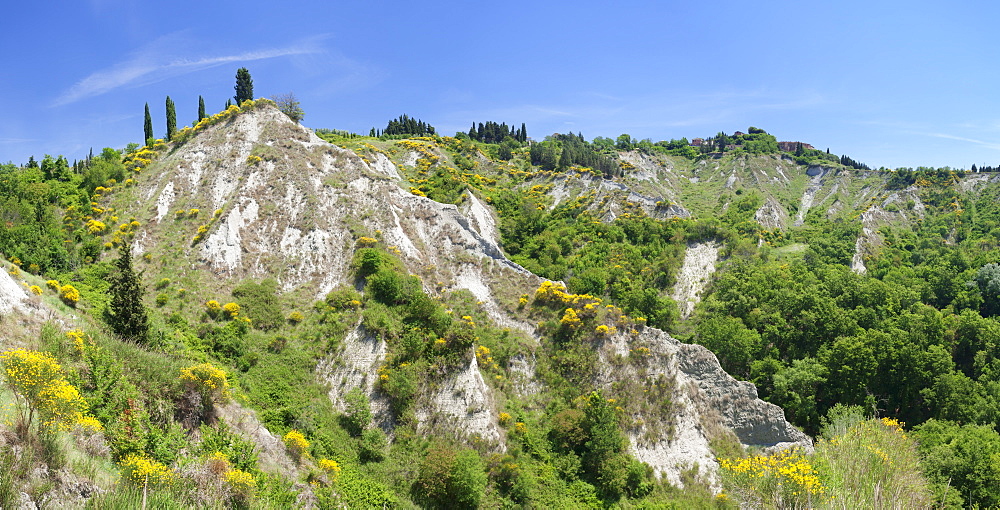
[53,33,322,106]
[925,133,1000,151]
[0,137,35,144]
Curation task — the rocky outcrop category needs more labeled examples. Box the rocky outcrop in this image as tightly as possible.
[596,327,810,487]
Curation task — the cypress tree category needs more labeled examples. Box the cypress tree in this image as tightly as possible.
[198,95,207,121]
[234,67,254,105]
[105,244,150,343]
[165,96,177,141]
[469,123,478,140]
[143,103,153,143]
[225,98,233,109]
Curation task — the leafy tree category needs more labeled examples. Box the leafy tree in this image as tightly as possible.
[143,103,153,144]
[695,316,761,379]
[615,134,633,150]
[415,444,486,508]
[165,96,176,141]
[234,67,253,105]
[105,244,150,343]
[198,95,206,121]
[271,92,304,123]
[975,263,1000,316]
[913,419,1000,508]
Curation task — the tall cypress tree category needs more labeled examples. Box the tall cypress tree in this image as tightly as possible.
[105,244,150,343]
[234,67,254,105]
[165,96,177,141]
[144,103,153,144]
[198,95,207,121]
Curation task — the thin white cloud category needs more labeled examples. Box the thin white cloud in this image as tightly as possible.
[53,34,321,106]
[925,133,1000,151]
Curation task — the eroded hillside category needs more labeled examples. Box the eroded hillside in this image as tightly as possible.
[4,102,999,508]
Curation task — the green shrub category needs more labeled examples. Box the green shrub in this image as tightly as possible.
[232,279,283,330]
[359,428,387,462]
[342,388,372,437]
[415,444,487,508]
[324,286,362,310]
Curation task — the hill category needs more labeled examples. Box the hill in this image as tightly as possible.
[2,100,1000,507]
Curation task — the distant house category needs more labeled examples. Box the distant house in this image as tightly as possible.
[690,138,705,146]
[777,141,815,152]
[733,131,746,137]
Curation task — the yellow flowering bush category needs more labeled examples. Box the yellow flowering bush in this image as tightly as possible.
[246,155,263,165]
[192,224,209,244]
[225,468,257,497]
[356,236,378,247]
[179,362,230,401]
[66,329,87,353]
[560,308,582,329]
[46,279,60,291]
[28,285,42,295]
[719,449,827,507]
[222,302,241,319]
[283,429,310,460]
[59,284,80,306]
[205,300,222,318]
[86,219,107,234]
[287,311,304,324]
[318,458,342,479]
[119,454,175,487]
[0,349,95,430]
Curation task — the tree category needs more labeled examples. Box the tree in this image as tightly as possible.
[143,103,153,144]
[975,263,1000,316]
[271,92,304,123]
[165,96,177,141]
[234,67,253,105]
[198,95,206,121]
[105,244,150,343]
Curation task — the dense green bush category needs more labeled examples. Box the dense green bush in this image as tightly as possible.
[231,279,283,330]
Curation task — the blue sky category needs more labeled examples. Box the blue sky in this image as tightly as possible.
[3,0,999,169]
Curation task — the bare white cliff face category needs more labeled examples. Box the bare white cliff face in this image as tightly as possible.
[671,241,721,320]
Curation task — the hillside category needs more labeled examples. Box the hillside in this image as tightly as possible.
[2,101,1000,508]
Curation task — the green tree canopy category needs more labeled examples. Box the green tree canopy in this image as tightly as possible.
[234,67,253,105]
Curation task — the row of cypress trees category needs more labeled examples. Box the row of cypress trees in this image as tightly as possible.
[142,68,253,144]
